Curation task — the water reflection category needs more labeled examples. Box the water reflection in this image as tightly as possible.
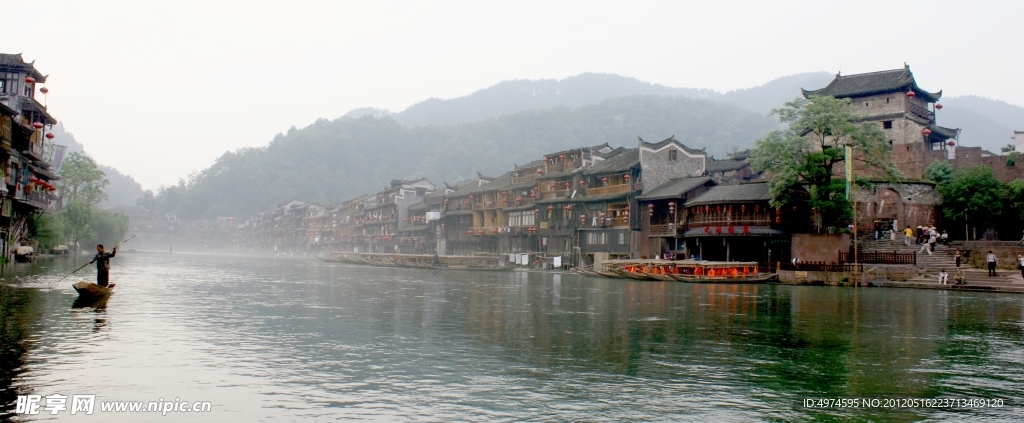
[0,254,1021,421]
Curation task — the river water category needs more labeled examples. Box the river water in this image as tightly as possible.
[1,253,1021,421]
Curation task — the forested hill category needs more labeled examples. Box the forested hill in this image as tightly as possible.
[380,72,834,126]
[48,123,146,207]
[146,95,777,218]
[939,95,1024,153]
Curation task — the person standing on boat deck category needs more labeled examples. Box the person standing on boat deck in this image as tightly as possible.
[90,244,117,287]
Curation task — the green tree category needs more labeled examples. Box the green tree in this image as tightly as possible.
[923,160,954,185]
[60,199,95,247]
[936,166,1003,236]
[749,96,900,226]
[59,152,109,206]
[26,212,64,249]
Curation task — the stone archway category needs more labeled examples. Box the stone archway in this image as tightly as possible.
[876,188,903,220]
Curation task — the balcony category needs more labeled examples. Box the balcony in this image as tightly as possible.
[649,224,680,237]
[580,216,630,228]
[585,184,631,197]
[510,174,536,185]
[908,102,933,122]
[540,189,570,199]
[685,217,772,230]
[23,142,44,161]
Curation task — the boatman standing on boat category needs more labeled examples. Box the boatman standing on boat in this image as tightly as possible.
[90,244,117,287]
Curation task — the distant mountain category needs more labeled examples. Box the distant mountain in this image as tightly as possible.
[940,95,1024,153]
[382,72,833,127]
[47,123,145,207]
[720,72,834,115]
[150,94,777,218]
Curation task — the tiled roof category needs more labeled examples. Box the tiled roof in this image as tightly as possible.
[0,53,47,82]
[802,66,941,102]
[684,183,771,206]
[583,148,639,175]
[571,192,629,203]
[705,159,749,174]
[637,135,705,156]
[408,200,429,211]
[638,176,714,200]
[928,124,960,140]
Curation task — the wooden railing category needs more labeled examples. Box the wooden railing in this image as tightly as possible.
[686,218,771,229]
[838,251,916,265]
[780,262,863,272]
[540,189,570,199]
[649,224,680,236]
[582,217,629,228]
[585,184,631,196]
[909,102,934,122]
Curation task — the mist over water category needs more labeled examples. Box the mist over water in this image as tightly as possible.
[2,254,1022,421]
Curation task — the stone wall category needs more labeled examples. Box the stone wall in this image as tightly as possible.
[790,233,851,263]
[951,241,1024,269]
[854,182,938,233]
[639,144,704,192]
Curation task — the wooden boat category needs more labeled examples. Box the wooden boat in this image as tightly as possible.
[72,281,115,299]
[640,271,677,282]
[670,272,777,283]
[612,268,653,280]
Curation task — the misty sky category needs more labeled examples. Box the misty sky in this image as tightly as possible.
[6,0,1022,190]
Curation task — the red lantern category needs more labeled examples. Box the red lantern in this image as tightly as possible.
[936,103,943,110]
[922,128,932,136]
[564,205,572,211]
[601,177,608,183]
[534,209,539,215]
[579,180,585,186]
[24,76,35,84]
[755,204,760,213]
[564,182,571,188]
[492,228,498,234]
[717,205,721,213]
[728,205,732,213]
[477,230,484,235]
[32,122,43,130]
[775,216,782,224]
[443,198,449,203]
[741,204,746,213]
[947,140,956,147]
[775,208,781,216]
[547,205,555,211]
[39,87,48,94]
[647,204,654,211]
[623,174,630,180]
[529,192,535,198]
[559,154,565,159]
[536,168,543,174]
[468,195,474,200]
[623,210,629,217]
[906,90,916,98]
[45,132,55,139]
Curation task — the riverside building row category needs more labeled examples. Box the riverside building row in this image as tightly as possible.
[0,54,60,258]
[228,136,811,267]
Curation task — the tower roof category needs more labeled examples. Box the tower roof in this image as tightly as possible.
[802,65,941,102]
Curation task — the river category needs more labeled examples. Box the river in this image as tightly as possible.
[1,253,1021,421]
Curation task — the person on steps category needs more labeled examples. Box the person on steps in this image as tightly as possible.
[938,269,948,285]
[90,244,118,287]
[986,251,997,277]
[954,249,962,269]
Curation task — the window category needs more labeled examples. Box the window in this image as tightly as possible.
[886,97,891,104]
[669,150,677,161]
[0,71,17,95]
[618,232,625,245]
[864,102,869,107]
[882,121,893,129]
[588,232,607,245]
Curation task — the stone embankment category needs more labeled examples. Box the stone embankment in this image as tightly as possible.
[775,237,1024,294]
